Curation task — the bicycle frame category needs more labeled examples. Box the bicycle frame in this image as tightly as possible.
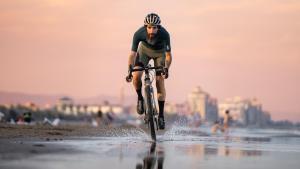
[127,64,163,141]
[143,66,158,116]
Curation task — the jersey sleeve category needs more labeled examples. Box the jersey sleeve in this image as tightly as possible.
[131,32,140,52]
[165,32,171,52]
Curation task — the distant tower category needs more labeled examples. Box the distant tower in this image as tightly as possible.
[187,86,218,123]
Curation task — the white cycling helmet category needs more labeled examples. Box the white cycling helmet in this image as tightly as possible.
[144,13,161,26]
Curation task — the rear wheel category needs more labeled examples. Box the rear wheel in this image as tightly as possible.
[145,85,156,141]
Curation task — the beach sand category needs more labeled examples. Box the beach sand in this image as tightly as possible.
[0,123,139,160]
[1,123,300,169]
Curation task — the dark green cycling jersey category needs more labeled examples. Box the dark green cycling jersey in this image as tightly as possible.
[131,26,171,52]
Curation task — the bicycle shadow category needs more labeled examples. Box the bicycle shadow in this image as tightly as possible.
[135,142,164,169]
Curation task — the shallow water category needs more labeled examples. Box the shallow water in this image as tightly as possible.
[1,126,300,169]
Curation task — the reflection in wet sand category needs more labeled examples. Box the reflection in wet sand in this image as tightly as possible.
[223,135,272,143]
[240,137,271,142]
[175,141,263,159]
[218,146,263,158]
[136,143,164,169]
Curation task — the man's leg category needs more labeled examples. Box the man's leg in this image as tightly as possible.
[133,68,143,98]
[153,52,167,129]
[156,76,166,129]
[133,43,150,115]
[132,67,145,115]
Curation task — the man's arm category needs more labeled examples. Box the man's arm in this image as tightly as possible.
[162,51,172,79]
[165,51,172,69]
[128,51,137,68]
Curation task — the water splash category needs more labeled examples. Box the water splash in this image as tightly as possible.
[162,118,209,142]
[104,127,150,141]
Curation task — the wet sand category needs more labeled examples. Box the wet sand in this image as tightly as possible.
[1,124,300,169]
[0,123,142,160]
[0,123,139,140]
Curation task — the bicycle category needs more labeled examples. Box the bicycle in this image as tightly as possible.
[126,64,165,141]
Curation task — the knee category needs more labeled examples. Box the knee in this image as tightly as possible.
[156,76,164,86]
[133,69,142,78]
[133,74,140,81]
[157,92,166,101]
[156,77,166,100]
[133,73,142,85]
[156,78,165,92]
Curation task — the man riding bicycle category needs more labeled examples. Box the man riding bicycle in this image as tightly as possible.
[127,13,172,130]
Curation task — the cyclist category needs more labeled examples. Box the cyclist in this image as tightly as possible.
[127,13,172,130]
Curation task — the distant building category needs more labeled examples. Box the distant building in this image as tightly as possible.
[187,86,218,123]
[58,97,73,106]
[100,104,124,114]
[164,102,189,115]
[164,102,177,114]
[218,97,271,127]
[55,97,124,116]
[56,97,74,115]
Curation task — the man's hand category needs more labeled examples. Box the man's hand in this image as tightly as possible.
[163,67,169,79]
[126,65,133,82]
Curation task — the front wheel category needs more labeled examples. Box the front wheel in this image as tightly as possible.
[145,85,156,141]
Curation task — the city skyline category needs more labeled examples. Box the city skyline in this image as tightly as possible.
[0,89,297,123]
[1,0,299,122]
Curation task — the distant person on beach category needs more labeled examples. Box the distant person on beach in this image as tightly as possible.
[211,120,224,134]
[106,112,114,124]
[223,110,232,132]
[127,13,173,130]
[8,110,17,123]
[0,111,4,122]
[95,110,104,127]
[43,117,60,126]
[16,113,24,124]
[23,112,32,123]
[97,110,103,118]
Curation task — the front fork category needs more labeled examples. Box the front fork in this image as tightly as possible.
[145,79,159,130]
[150,85,159,130]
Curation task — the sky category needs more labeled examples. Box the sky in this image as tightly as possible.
[0,0,299,122]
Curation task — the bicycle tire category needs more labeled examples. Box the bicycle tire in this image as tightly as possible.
[145,85,156,141]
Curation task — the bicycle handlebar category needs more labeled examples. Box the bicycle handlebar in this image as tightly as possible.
[131,66,163,72]
[126,66,165,82]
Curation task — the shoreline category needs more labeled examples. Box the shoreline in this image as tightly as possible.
[0,123,143,161]
[0,123,140,140]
